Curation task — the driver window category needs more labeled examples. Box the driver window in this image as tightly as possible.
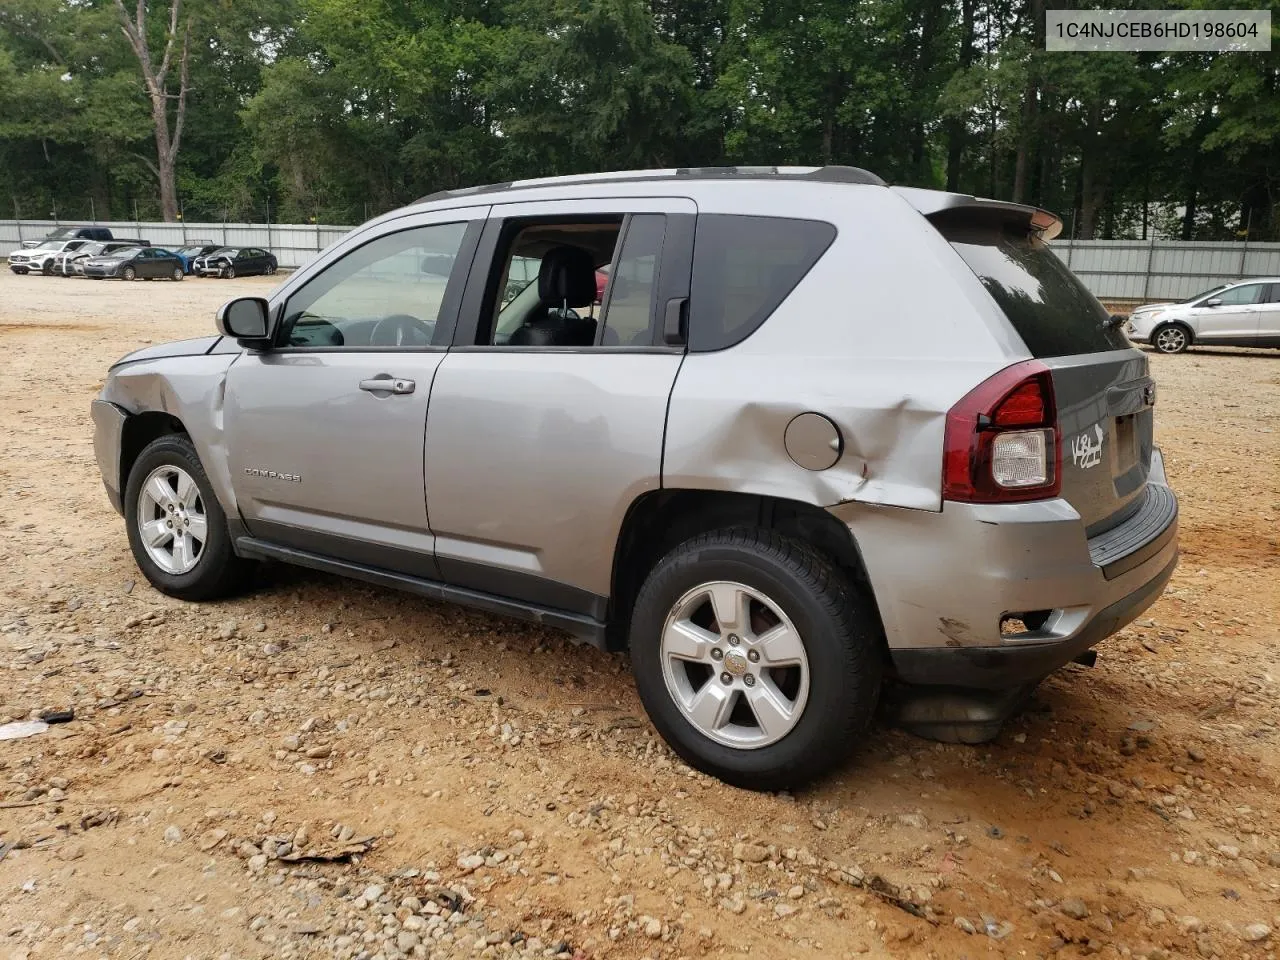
[1212,284,1262,306]
[279,222,469,348]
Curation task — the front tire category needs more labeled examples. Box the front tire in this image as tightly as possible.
[629,528,882,791]
[1153,323,1191,354]
[225,266,236,279]
[124,434,253,601]
[122,266,136,281]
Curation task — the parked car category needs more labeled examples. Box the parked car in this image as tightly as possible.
[91,166,1178,790]
[1126,278,1280,352]
[51,239,151,277]
[82,246,186,281]
[19,225,114,249]
[172,243,221,274]
[8,238,95,275]
[192,247,278,278]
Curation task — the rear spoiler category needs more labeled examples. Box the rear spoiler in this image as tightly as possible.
[892,186,1063,241]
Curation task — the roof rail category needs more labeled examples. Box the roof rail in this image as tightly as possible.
[415,165,885,204]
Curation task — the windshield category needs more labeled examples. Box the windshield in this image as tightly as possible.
[214,248,239,257]
[1181,283,1231,304]
[79,243,106,256]
[32,240,61,250]
[104,247,141,258]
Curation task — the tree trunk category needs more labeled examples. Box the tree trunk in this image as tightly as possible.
[1012,0,1042,203]
[945,0,977,192]
[114,0,191,222]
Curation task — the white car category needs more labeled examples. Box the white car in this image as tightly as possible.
[1127,278,1280,353]
[7,239,94,275]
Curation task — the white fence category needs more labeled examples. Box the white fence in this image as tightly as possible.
[0,219,350,270]
[4,219,1280,302]
[1053,238,1280,302]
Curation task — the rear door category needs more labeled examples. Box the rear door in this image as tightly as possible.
[1255,283,1280,345]
[424,197,695,612]
[936,215,1156,535]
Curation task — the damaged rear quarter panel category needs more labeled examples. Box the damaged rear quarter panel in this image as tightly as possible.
[663,186,1025,512]
[99,353,240,515]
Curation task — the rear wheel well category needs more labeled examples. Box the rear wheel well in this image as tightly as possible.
[607,490,884,655]
[120,412,188,495]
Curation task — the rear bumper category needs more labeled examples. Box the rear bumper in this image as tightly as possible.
[829,449,1179,690]
[889,552,1176,688]
[91,400,128,515]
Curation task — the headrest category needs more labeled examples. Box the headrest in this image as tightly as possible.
[538,245,597,308]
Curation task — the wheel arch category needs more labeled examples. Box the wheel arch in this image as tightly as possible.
[607,488,886,656]
[119,411,188,497]
[1152,319,1194,349]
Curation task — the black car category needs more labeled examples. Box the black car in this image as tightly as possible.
[192,246,278,278]
[81,246,186,281]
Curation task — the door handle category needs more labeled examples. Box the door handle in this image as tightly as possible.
[359,376,415,395]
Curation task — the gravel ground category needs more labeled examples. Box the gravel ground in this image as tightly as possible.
[1,269,1278,960]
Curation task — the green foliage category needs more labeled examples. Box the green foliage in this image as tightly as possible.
[1,0,1278,236]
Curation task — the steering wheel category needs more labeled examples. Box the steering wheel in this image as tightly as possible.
[369,313,434,347]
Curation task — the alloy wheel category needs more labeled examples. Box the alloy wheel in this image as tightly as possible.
[659,580,810,749]
[1155,326,1188,353]
[135,465,208,575]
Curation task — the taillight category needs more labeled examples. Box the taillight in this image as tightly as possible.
[942,360,1061,503]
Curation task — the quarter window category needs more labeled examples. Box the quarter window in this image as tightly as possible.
[688,215,837,352]
[280,222,470,348]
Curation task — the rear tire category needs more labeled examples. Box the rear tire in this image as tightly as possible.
[172,267,184,281]
[629,527,882,791]
[124,434,253,601]
[1152,323,1191,354]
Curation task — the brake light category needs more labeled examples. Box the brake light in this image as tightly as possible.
[942,360,1061,503]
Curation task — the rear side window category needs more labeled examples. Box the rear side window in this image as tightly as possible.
[937,219,1129,358]
[689,215,836,352]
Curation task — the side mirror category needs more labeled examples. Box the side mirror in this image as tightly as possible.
[216,297,273,346]
[1204,298,1223,308]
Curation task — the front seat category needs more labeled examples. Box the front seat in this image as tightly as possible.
[509,245,599,347]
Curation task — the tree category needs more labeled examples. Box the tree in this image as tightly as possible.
[112,0,192,221]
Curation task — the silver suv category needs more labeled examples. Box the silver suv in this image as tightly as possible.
[91,167,1179,789]
[1126,278,1280,353]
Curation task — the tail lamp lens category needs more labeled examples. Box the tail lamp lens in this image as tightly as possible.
[943,360,1061,503]
[990,429,1053,488]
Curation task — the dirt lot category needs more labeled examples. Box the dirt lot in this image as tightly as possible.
[1,269,1278,960]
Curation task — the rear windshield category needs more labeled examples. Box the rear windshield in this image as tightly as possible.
[937,220,1129,358]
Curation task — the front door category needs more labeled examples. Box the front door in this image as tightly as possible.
[424,197,695,615]
[224,209,485,577]
[1190,281,1264,342]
